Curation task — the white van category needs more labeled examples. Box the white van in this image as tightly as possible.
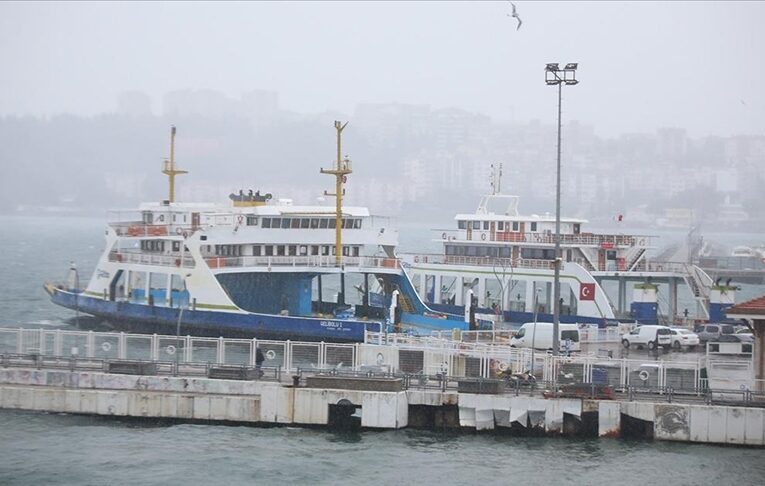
[621,325,672,350]
[510,322,581,352]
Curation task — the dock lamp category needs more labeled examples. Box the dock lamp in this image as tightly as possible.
[544,62,578,356]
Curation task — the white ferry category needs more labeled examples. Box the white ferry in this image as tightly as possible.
[401,166,729,326]
[44,124,466,341]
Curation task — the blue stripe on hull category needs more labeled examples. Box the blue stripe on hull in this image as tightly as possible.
[50,290,381,342]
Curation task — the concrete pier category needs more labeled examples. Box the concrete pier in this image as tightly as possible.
[2,366,764,446]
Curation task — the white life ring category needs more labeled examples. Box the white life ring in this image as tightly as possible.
[481,233,486,241]
[166,345,177,355]
[638,370,650,381]
[638,238,646,247]
[266,349,276,360]
[101,341,112,352]
[442,232,447,240]
[414,256,420,263]
[182,231,189,239]
[498,361,509,372]
[175,227,183,235]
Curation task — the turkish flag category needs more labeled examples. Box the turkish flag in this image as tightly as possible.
[580,283,596,301]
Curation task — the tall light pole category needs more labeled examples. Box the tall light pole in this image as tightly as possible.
[545,62,578,356]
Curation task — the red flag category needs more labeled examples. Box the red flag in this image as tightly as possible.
[580,283,596,301]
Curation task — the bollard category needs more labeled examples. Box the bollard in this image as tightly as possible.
[292,374,300,387]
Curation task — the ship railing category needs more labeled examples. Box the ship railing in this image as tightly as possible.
[203,255,400,270]
[436,230,652,248]
[110,222,199,238]
[404,253,555,270]
[108,250,194,268]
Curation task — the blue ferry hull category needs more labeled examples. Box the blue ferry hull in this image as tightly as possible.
[48,288,383,342]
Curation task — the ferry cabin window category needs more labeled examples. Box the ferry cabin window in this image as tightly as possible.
[140,240,165,252]
[142,212,154,224]
[573,223,580,235]
[265,246,274,256]
[321,246,330,256]
[288,245,297,256]
[530,222,537,232]
[301,218,310,229]
[158,214,165,223]
[319,219,329,229]
[282,218,291,229]
[172,241,181,252]
[277,245,285,256]
[521,248,555,260]
[483,221,489,230]
[606,250,617,260]
[458,221,467,230]
[246,215,258,226]
[352,246,359,257]
[311,245,319,255]
[328,219,337,229]
[262,218,272,228]
[272,218,281,228]
[291,218,300,229]
[497,222,504,231]
[512,222,519,231]
[310,219,319,229]
[354,219,362,229]
[253,245,262,256]
[342,246,349,256]
[472,221,480,230]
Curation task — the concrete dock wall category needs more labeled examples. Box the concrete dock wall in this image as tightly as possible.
[1,367,763,446]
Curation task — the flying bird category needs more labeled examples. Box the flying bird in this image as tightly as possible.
[507,2,522,30]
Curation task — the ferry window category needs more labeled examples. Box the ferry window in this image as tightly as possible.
[458,221,466,230]
[354,219,362,229]
[311,245,319,255]
[184,215,187,223]
[246,215,258,226]
[276,245,285,256]
[352,246,359,256]
[483,221,489,230]
[301,218,310,229]
[158,215,165,222]
[512,222,519,231]
[262,218,271,228]
[606,250,617,260]
[291,218,300,229]
[288,245,297,256]
[310,219,319,229]
[331,247,336,256]
[342,246,349,256]
[319,219,329,229]
[265,246,274,256]
[342,219,349,229]
[253,245,261,256]
[272,218,281,228]
[498,222,504,231]
[472,221,480,230]
[446,245,455,255]
[329,219,336,229]
[530,222,537,232]
[321,246,329,256]
[501,247,512,257]
[467,246,477,256]
[282,218,291,229]
[573,223,580,235]
[172,241,181,252]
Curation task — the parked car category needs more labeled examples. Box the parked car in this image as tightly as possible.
[621,325,672,350]
[694,323,735,342]
[510,322,581,353]
[668,328,699,350]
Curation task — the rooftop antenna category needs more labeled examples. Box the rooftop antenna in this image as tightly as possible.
[490,163,503,195]
[320,121,353,266]
[162,125,187,202]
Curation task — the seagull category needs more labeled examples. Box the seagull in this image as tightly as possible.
[507,2,522,30]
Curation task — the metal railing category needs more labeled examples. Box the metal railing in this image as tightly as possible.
[436,230,652,248]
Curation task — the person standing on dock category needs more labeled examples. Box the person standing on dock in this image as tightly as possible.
[255,346,265,378]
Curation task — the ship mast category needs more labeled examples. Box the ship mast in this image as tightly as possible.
[162,125,187,202]
[320,121,353,266]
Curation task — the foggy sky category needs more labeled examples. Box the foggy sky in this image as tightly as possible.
[1,1,763,138]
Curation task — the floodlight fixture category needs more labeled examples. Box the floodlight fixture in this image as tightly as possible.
[564,63,578,70]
